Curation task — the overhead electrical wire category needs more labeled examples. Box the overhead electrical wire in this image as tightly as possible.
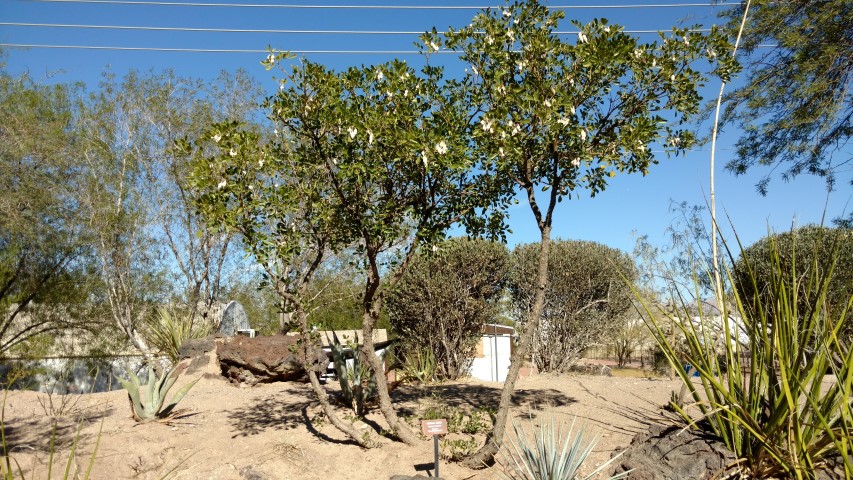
[24,0,736,9]
[2,0,740,54]
[0,22,713,35]
[0,44,461,53]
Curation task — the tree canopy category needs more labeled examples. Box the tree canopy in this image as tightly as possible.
[720,0,853,195]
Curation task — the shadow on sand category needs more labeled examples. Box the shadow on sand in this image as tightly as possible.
[392,382,577,417]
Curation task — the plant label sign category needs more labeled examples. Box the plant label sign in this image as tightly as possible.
[421,419,448,436]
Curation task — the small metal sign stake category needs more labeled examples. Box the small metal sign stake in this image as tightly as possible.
[420,419,447,478]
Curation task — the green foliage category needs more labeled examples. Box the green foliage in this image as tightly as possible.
[0,66,96,356]
[509,240,637,372]
[400,347,438,385]
[500,413,628,480]
[734,225,853,345]
[388,238,509,380]
[637,232,853,478]
[328,332,377,417]
[417,394,493,436]
[116,365,199,423]
[719,0,852,195]
[144,307,215,365]
[439,2,733,215]
[441,437,479,462]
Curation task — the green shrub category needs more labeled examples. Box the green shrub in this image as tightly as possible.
[116,365,199,423]
[388,238,509,380]
[500,412,628,480]
[637,229,853,478]
[734,225,852,345]
[441,437,479,462]
[509,240,637,373]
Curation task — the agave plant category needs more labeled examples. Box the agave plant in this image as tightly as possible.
[116,365,199,423]
[500,412,629,480]
[327,332,377,417]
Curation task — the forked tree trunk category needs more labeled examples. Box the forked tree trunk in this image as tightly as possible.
[462,226,552,468]
[360,271,420,445]
[294,307,374,448]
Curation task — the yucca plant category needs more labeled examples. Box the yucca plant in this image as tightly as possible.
[401,347,438,384]
[635,228,853,478]
[500,412,629,480]
[116,365,199,423]
[144,307,214,365]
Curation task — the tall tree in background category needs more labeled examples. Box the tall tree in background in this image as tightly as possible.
[440,0,733,466]
[78,70,261,351]
[719,0,853,198]
[129,70,262,323]
[0,65,95,355]
[388,238,509,380]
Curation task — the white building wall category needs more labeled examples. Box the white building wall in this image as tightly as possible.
[469,334,512,382]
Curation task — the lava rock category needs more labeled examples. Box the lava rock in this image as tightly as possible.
[609,424,737,479]
[216,334,329,386]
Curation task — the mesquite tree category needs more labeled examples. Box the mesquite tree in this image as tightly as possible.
[438,0,734,466]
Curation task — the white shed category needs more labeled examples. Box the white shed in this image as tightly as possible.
[469,323,515,382]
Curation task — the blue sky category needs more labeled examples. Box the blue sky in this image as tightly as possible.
[2,0,851,256]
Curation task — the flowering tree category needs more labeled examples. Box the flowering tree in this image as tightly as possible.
[438,0,734,466]
[185,55,496,445]
[181,114,377,446]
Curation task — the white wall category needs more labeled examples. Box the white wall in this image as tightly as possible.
[469,334,512,382]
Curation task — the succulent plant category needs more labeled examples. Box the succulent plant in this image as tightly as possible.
[328,332,378,417]
[116,365,199,422]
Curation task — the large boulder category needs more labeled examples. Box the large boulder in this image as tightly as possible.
[216,335,329,386]
[609,424,737,479]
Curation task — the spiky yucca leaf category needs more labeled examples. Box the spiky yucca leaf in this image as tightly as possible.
[633,226,853,478]
[500,412,629,480]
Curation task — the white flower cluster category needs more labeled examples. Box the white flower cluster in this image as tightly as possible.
[480,117,495,133]
[348,126,358,139]
[435,140,448,155]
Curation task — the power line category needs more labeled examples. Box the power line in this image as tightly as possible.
[24,0,736,10]
[0,42,777,53]
[0,22,713,35]
[0,43,460,54]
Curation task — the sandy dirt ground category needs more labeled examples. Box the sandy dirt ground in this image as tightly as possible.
[1,356,684,480]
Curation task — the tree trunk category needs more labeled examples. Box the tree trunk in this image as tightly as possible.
[294,308,374,448]
[361,307,420,445]
[462,226,552,468]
